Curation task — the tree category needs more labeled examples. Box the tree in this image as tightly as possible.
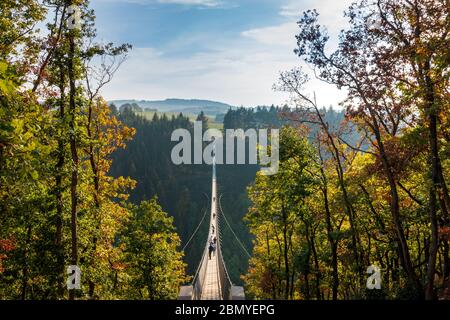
[292,5,423,295]
[244,127,317,299]
[122,198,189,300]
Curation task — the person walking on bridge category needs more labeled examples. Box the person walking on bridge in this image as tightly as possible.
[211,241,216,257]
[208,240,215,260]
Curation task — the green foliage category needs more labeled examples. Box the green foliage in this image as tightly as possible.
[120,198,189,299]
[244,127,318,299]
[244,0,450,300]
[0,0,187,300]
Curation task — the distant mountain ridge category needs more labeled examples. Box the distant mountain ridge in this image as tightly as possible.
[109,98,235,116]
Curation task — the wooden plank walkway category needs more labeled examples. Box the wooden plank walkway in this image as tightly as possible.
[200,152,222,300]
[200,251,221,300]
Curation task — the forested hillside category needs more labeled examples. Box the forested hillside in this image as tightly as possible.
[110,98,233,117]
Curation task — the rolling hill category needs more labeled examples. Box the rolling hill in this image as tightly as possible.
[109,98,235,117]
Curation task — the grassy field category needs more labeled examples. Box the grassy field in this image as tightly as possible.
[137,110,224,130]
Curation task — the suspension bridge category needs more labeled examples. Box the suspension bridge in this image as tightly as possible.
[178,149,246,300]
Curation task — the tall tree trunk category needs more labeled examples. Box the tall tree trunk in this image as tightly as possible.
[281,205,290,300]
[87,100,100,299]
[67,19,79,301]
[320,166,339,300]
[437,181,449,283]
[310,227,321,300]
[304,224,312,300]
[265,228,277,299]
[369,108,421,294]
[314,108,362,282]
[55,70,66,297]
[424,66,439,300]
[409,3,448,295]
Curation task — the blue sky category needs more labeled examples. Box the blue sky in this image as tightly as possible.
[91,0,352,107]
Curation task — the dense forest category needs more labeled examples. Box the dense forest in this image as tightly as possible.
[0,0,188,299]
[1,0,449,301]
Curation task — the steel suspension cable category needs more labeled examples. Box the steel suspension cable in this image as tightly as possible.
[218,194,252,258]
[182,207,208,252]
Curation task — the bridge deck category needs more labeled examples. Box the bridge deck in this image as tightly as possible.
[200,251,221,300]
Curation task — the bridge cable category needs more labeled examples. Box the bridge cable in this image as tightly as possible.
[215,212,234,288]
[182,195,209,252]
[191,244,207,286]
[216,212,249,287]
[218,194,252,258]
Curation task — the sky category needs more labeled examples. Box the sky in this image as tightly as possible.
[91,0,353,107]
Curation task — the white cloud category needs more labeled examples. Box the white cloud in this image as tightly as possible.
[280,0,353,36]
[279,2,304,17]
[241,22,298,48]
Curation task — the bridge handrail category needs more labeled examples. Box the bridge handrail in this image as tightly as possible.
[191,242,209,299]
[216,205,234,299]
[216,240,233,299]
